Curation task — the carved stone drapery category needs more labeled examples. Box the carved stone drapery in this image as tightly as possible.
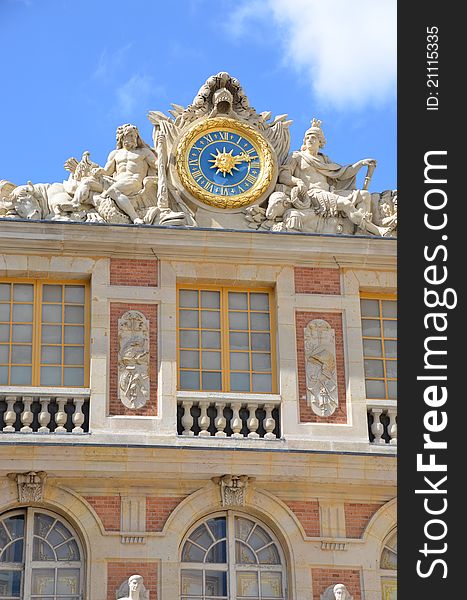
[304,319,338,417]
[118,311,150,410]
[212,475,252,507]
[8,471,47,502]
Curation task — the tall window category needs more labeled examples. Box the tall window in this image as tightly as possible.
[0,281,89,387]
[360,295,397,400]
[0,509,83,599]
[380,529,397,600]
[178,287,276,393]
[181,514,286,599]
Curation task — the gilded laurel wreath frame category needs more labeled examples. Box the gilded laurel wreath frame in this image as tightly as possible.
[175,117,275,209]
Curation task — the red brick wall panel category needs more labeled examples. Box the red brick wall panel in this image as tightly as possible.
[296,311,346,423]
[146,496,186,532]
[84,496,121,531]
[312,568,361,600]
[110,258,158,287]
[284,500,320,537]
[294,267,340,295]
[344,503,384,538]
[109,303,158,416]
[107,562,158,600]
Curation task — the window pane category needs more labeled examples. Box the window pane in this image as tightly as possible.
[257,545,280,564]
[42,325,62,344]
[56,569,80,595]
[42,304,61,323]
[236,541,256,564]
[201,310,220,329]
[236,518,255,542]
[32,569,55,595]
[13,304,33,322]
[201,372,222,391]
[34,514,55,538]
[11,345,32,364]
[201,331,221,349]
[10,366,32,385]
[180,350,199,369]
[230,352,250,371]
[0,283,11,301]
[230,372,250,392]
[0,304,10,321]
[64,368,84,387]
[252,374,272,392]
[13,284,33,302]
[42,285,62,302]
[0,571,21,597]
[250,293,269,311]
[0,365,8,384]
[182,542,205,563]
[251,333,270,351]
[250,312,270,331]
[0,324,10,342]
[64,305,84,324]
[205,570,227,597]
[40,366,62,386]
[236,571,259,597]
[179,290,199,308]
[55,539,80,561]
[229,332,249,350]
[180,371,200,390]
[228,292,247,310]
[190,524,212,549]
[33,538,55,561]
[384,340,397,358]
[180,330,199,349]
[386,361,397,378]
[249,526,271,550]
[362,319,381,337]
[205,540,226,563]
[363,339,382,357]
[387,380,397,399]
[252,353,271,371]
[206,518,226,541]
[64,347,84,366]
[202,352,221,370]
[41,346,62,365]
[181,569,203,594]
[65,285,85,303]
[180,310,199,328]
[261,572,282,597]
[364,359,384,378]
[382,300,397,318]
[0,346,9,363]
[201,291,220,309]
[12,324,33,343]
[64,326,84,344]
[0,539,23,562]
[366,379,386,399]
[383,320,397,338]
[229,311,248,330]
[360,299,380,317]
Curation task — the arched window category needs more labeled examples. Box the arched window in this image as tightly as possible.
[380,529,397,600]
[0,508,83,600]
[180,513,287,599]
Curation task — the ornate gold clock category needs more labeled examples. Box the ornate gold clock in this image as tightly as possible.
[175,117,276,210]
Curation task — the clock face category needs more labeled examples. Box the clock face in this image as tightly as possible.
[175,117,275,210]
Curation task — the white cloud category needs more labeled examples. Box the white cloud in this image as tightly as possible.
[115,74,165,117]
[230,0,396,109]
[92,43,133,81]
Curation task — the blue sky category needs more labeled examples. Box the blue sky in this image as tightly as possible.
[1,0,396,192]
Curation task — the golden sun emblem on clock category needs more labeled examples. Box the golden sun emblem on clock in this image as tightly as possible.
[208,147,253,177]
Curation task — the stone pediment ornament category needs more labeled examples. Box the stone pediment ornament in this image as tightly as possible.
[212,474,254,506]
[7,471,47,502]
[321,583,354,600]
[118,310,150,410]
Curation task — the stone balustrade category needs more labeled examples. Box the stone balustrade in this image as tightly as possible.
[0,391,90,434]
[177,392,281,439]
[367,402,397,445]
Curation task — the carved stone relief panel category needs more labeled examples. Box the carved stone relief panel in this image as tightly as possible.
[118,311,150,410]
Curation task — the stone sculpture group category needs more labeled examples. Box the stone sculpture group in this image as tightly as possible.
[0,72,397,237]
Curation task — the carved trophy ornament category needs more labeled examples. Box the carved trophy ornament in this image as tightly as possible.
[304,319,338,417]
[212,474,251,506]
[321,583,354,600]
[118,311,150,410]
[1,71,396,235]
[8,471,47,502]
[116,575,149,600]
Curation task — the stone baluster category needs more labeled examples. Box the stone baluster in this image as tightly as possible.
[72,398,85,434]
[38,397,52,433]
[198,401,211,437]
[214,402,227,437]
[3,396,17,432]
[55,398,68,433]
[20,396,33,433]
[231,402,243,438]
[181,401,194,436]
[388,408,397,445]
[263,404,276,440]
[370,408,385,444]
[247,403,259,438]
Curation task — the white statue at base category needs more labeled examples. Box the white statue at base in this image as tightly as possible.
[320,583,354,600]
[116,575,149,600]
